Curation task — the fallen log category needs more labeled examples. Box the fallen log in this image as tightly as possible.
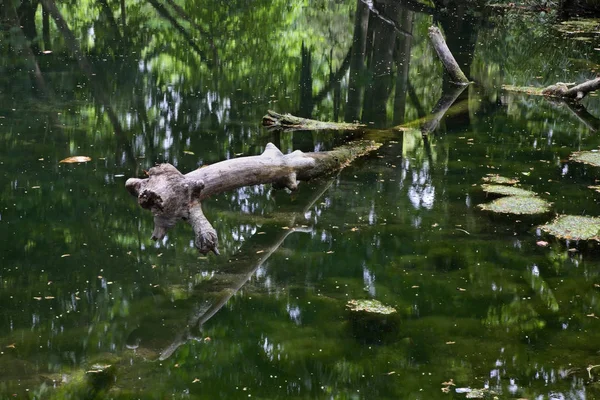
[503,77,600,101]
[428,26,470,85]
[126,141,380,255]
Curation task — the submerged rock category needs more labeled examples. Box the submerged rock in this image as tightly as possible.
[481,184,536,197]
[481,174,519,185]
[478,196,551,215]
[539,215,600,241]
[570,150,600,167]
[346,299,399,344]
[346,299,397,314]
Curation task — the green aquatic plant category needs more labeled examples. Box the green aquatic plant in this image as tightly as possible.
[539,215,600,241]
[478,196,551,215]
[570,150,600,167]
[481,184,536,197]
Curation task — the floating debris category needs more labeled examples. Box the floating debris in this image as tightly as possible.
[59,156,91,164]
[478,196,551,215]
[570,150,600,167]
[481,174,519,185]
[539,215,600,241]
[481,184,537,197]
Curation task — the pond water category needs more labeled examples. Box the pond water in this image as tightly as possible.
[2,1,600,399]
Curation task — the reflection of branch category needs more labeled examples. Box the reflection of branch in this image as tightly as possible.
[360,0,412,37]
[162,0,218,64]
[40,0,124,135]
[146,0,212,67]
[313,48,352,105]
[407,81,426,119]
[562,101,600,132]
[98,0,122,40]
[420,83,468,136]
[157,178,335,360]
[6,4,49,95]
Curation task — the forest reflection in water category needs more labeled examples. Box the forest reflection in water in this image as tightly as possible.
[2,0,600,398]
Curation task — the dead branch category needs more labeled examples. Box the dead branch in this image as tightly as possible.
[428,26,470,85]
[126,142,380,255]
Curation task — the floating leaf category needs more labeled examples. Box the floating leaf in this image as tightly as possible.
[481,174,519,185]
[570,150,600,167]
[59,156,91,163]
[346,299,397,315]
[183,150,195,155]
[539,215,600,241]
[479,196,551,215]
[589,185,600,193]
[481,184,536,197]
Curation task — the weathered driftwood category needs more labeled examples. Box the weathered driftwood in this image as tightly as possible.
[503,77,600,101]
[428,26,470,85]
[126,141,380,255]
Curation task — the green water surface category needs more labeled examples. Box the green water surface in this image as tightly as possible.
[2,1,600,399]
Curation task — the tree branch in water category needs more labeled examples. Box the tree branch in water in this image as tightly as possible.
[126,142,380,255]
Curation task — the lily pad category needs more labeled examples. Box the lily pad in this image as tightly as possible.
[346,299,396,315]
[478,196,551,215]
[570,150,600,167]
[481,174,519,185]
[481,184,537,197]
[539,215,600,241]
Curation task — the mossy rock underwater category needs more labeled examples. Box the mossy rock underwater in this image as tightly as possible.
[481,184,537,197]
[570,150,600,167]
[346,300,400,344]
[478,196,552,216]
[539,215,600,242]
[481,174,519,185]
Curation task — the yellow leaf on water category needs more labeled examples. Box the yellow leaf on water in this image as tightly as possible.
[44,296,54,300]
[183,150,195,155]
[6,344,16,349]
[192,378,200,383]
[59,156,91,163]
[61,254,70,258]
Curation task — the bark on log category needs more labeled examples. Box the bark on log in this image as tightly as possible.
[428,26,470,85]
[504,77,600,101]
[126,141,380,255]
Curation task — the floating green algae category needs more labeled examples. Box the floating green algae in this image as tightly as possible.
[570,150,600,167]
[481,184,537,197]
[478,196,551,215]
[481,174,519,185]
[539,215,600,241]
[346,299,397,315]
